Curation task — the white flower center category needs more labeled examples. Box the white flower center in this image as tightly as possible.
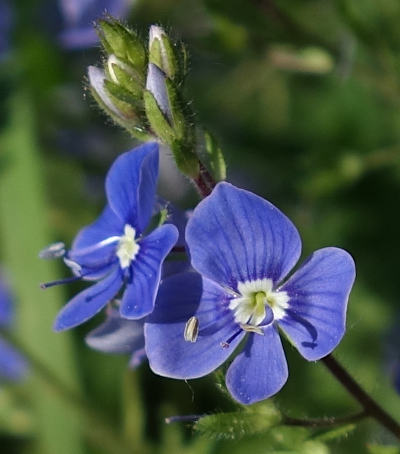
[229,278,289,329]
[116,225,140,269]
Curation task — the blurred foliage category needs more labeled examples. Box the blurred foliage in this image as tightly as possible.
[1,0,400,453]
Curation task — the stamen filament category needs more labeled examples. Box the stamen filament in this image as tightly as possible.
[69,236,121,257]
[221,329,242,349]
[40,274,84,289]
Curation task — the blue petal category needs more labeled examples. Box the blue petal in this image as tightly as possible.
[162,259,192,279]
[86,308,144,354]
[0,273,13,327]
[0,338,27,381]
[68,205,123,280]
[278,247,355,361]
[105,143,159,234]
[186,182,301,291]
[226,325,288,404]
[145,272,245,379]
[120,224,178,319]
[54,268,122,331]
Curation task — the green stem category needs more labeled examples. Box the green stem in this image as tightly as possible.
[322,354,400,439]
[283,410,366,428]
[193,160,216,198]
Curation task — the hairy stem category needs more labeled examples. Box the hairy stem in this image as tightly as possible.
[322,354,400,439]
[193,160,217,198]
[283,410,366,428]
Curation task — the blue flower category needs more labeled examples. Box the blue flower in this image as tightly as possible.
[145,182,356,404]
[0,273,27,381]
[58,0,132,49]
[43,143,178,331]
[85,204,191,366]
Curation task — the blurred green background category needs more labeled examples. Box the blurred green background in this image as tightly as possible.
[1,0,400,453]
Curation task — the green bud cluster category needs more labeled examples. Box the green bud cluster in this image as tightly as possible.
[88,19,149,140]
[88,18,225,182]
[88,19,196,177]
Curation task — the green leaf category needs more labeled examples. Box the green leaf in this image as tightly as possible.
[104,79,141,109]
[194,403,281,440]
[165,79,187,141]
[313,424,356,442]
[149,39,163,72]
[144,89,176,145]
[149,26,179,80]
[97,20,147,74]
[203,131,227,181]
[108,62,144,98]
[160,34,179,80]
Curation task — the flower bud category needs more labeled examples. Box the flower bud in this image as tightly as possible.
[106,54,143,97]
[88,66,149,140]
[148,25,178,80]
[97,19,146,75]
[88,66,123,119]
[144,62,198,177]
[146,63,172,122]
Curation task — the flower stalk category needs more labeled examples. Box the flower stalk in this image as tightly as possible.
[88,19,222,195]
[322,354,400,439]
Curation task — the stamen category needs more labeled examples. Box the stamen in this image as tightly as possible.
[39,242,66,259]
[239,323,264,335]
[63,258,82,275]
[69,236,121,257]
[221,329,242,349]
[40,274,84,289]
[230,278,289,325]
[184,316,199,343]
[165,414,203,424]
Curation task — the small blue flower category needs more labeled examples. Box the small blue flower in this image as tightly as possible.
[85,204,191,366]
[59,0,132,49]
[0,273,27,381]
[145,182,356,404]
[43,143,178,331]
